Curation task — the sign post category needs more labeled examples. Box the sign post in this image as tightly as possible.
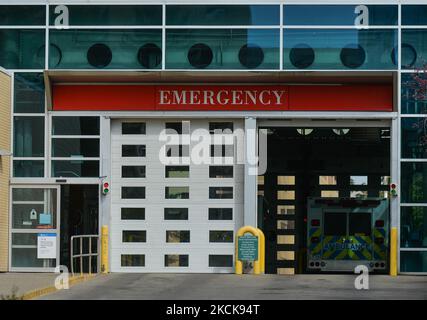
[235,226,265,275]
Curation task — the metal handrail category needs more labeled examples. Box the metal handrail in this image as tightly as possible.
[70,235,99,276]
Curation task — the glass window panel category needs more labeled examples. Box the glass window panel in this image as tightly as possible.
[283,5,398,26]
[277,220,295,230]
[210,145,234,157]
[12,248,55,268]
[319,176,337,185]
[400,251,427,273]
[277,190,295,200]
[401,207,427,248]
[166,231,190,243]
[52,138,99,158]
[0,30,45,69]
[121,208,145,220]
[12,233,37,246]
[209,230,233,243]
[349,213,371,236]
[167,5,279,26]
[122,122,146,135]
[401,162,427,203]
[122,166,146,178]
[209,255,233,267]
[122,187,145,199]
[277,205,295,215]
[165,166,189,178]
[401,73,427,114]
[350,191,368,199]
[277,251,295,261]
[209,166,233,178]
[164,208,188,220]
[49,5,162,26]
[350,176,368,185]
[209,187,233,199]
[52,160,99,178]
[12,204,44,229]
[166,29,280,70]
[49,29,162,69]
[321,191,339,198]
[165,187,189,199]
[13,160,44,178]
[122,230,146,243]
[165,254,188,267]
[277,235,295,245]
[166,145,189,157]
[12,188,44,201]
[121,254,145,267]
[0,5,45,25]
[402,5,427,26]
[209,122,234,134]
[324,213,347,236]
[14,73,45,113]
[401,30,427,70]
[283,29,397,70]
[277,176,295,185]
[401,118,427,159]
[122,145,146,157]
[13,116,44,157]
[52,117,100,135]
[208,208,233,220]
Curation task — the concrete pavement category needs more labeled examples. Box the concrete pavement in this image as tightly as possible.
[39,273,427,300]
[0,273,58,299]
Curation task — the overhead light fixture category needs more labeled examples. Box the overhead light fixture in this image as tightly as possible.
[297,129,314,136]
[332,129,350,136]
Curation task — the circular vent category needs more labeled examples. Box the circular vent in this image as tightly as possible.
[138,43,162,69]
[289,44,315,69]
[87,43,112,68]
[391,44,417,69]
[238,44,264,69]
[187,43,213,69]
[340,44,366,69]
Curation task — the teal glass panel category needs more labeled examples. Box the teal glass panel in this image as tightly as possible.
[402,5,427,25]
[283,29,397,70]
[49,5,162,26]
[401,30,427,69]
[166,5,279,26]
[52,160,99,178]
[14,73,45,113]
[166,29,280,70]
[400,251,427,272]
[52,138,99,157]
[13,116,44,157]
[13,160,44,177]
[0,5,45,25]
[52,117,99,136]
[401,118,427,158]
[401,162,427,203]
[401,207,427,248]
[49,29,162,69]
[401,73,427,114]
[0,30,45,69]
[283,5,398,26]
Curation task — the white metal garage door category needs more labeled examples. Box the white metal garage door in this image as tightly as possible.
[110,119,244,272]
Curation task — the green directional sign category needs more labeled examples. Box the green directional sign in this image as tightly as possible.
[238,234,258,261]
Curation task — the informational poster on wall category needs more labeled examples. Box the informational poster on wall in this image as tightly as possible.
[37,233,57,259]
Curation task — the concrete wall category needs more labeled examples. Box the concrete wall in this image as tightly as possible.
[0,69,11,272]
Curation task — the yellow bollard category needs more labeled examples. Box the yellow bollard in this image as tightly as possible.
[101,225,109,273]
[235,226,265,275]
[390,227,398,276]
[256,228,265,274]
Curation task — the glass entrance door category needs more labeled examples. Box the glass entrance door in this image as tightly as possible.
[10,186,60,272]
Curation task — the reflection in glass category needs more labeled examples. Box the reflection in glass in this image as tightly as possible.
[401,73,427,114]
[13,117,44,157]
[401,30,427,69]
[401,162,427,203]
[52,117,100,135]
[14,73,44,113]
[401,207,427,248]
[400,251,427,272]
[401,118,427,159]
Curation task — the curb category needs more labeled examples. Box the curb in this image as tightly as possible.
[21,274,98,300]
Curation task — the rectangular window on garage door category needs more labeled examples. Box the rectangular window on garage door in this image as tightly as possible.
[10,186,60,272]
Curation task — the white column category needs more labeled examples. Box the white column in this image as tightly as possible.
[244,117,258,227]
